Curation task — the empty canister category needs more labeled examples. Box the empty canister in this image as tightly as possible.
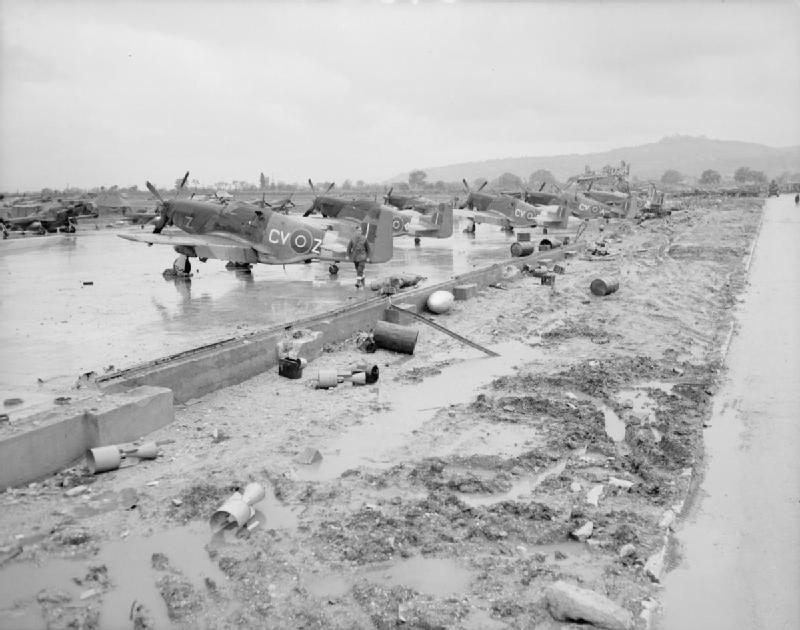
[590,277,620,296]
[86,445,122,474]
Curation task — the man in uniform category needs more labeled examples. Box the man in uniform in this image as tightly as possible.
[346,225,371,289]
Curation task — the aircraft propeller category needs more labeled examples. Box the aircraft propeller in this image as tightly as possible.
[147,171,189,234]
[304,179,335,216]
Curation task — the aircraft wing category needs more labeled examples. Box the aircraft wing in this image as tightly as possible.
[460,209,513,228]
[118,231,262,263]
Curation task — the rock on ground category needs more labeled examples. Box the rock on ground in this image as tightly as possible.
[546,580,634,630]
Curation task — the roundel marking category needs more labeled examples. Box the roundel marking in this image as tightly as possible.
[290,229,313,253]
[392,218,403,231]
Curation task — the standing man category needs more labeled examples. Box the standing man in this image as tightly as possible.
[347,225,371,289]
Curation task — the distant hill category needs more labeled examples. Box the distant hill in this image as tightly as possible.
[388,135,800,184]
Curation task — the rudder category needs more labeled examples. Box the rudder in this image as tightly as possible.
[435,203,453,239]
[363,209,393,263]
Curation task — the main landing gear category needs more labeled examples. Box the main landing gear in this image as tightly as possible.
[329,264,339,276]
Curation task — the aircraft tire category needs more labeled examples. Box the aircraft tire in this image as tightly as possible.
[329,264,339,276]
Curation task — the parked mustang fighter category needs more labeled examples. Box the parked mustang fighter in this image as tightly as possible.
[519,181,625,220]
[1,200,97,233]
[457,179,544,230]
[303,180,452,243]
[118,179,393,276]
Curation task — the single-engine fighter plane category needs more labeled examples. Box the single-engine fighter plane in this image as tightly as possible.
[518,182,625,220]
[1,200,97,233]
[258,193,296,214]
[118,176,393,276]
[457,180,545,231]
[303,180,452,243]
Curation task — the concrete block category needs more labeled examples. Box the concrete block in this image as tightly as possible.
[453,284,478,300]
[546,581,633,630]
[384,303,418,326]
[0,386,173,490]
[86,386,174,446]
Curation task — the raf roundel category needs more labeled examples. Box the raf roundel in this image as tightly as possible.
[290,229,313,254]
[392,218,402,231]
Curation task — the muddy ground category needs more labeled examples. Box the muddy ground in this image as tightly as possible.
[0,198,762,630]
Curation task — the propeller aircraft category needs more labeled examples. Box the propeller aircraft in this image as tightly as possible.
[303,180,452,243]
[0,200,98,233]
[457,179,545,230]
[518,181,626,220]
[118,174,393,277]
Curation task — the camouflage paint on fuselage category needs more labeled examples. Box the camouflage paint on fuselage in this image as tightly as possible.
[145,198,391,264]
[460,190,542,227]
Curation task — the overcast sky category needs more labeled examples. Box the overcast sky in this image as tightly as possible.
[1,0,798,191]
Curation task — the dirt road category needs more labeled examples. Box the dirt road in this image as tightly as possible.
[0,197,762,629]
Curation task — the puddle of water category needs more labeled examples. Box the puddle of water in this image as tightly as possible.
[0,522,229,630]
[251,482,299,531]
[347,485,429,511]
[303,572,353,599]
[638,380,675,394]
[435,422,542,458]
[295,341,539,481]
[0,559,85,630]
[364,556,473,597]
[598,401,626,442]
[528,541,601,582]
[458,460,567,507]
[98,521,228,629]
[570,391,626,442]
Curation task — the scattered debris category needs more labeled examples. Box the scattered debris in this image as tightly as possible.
[590,277,620,296]
[295,447,323,465]
[86,441,160,474]
[546,580,634,630]
[426,290,455,314]
[3,397,23,407]
[373,320,419,355]
[210,482,264,532]
[571,521,594,541]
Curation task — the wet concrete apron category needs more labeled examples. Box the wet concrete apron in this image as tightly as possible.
[659,195,800,629]
[0,224,517,392]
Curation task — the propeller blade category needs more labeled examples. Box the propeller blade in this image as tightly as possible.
[462,178,470,192]
[539,182,546,192]
[324,182,335,194]
[477,181,487,192]
[179,171,189,189]
[146,181,164,203]
[308,178,316,194]
[387,186,393,198]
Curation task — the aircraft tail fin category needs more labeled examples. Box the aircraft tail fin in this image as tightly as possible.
[557,202,569,227]
[364,208,393,263]
[433,203,453,239]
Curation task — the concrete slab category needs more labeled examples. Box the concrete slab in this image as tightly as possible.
[0,386,173,490]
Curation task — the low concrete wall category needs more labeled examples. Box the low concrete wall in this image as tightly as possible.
[1,245,574,488]
[0,386,173,490]
[98,246,572,404]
